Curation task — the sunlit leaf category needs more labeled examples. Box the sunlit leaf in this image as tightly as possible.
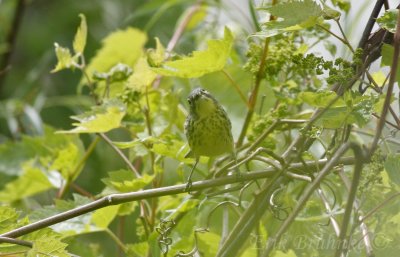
[91,205,119,228]
[51,43,75,73]
[147,37,165,67]
[73,13,87,54]
[127,56,158,90]
[85,27,147,77]
[58,99,126,133]
[152,27,233,78]
[257,0,324,37]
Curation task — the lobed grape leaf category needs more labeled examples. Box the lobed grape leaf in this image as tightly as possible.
[152,27,233,78]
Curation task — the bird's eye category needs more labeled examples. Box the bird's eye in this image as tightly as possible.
[187,99,192,105]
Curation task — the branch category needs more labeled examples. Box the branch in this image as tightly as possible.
[334,144,365,257]
[338,170,374,257]
[358,0,386,49]
[370,8,400,153]
[0,157,355,240]
[0,169,276,239]
[0,237,32,248]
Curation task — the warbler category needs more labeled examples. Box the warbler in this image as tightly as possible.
[184,88,234,189]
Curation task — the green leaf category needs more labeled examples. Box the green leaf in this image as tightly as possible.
[152,135,192,163]
[322,4,341,20]
[152,27,233,78]
[58,99,126,133]
[91,205,119,228]
[377,9,398,33]
[126,242,149,257]
[0,164,54,202]
[197,232,220,256]
[51,43,75,73]
[102,170,154,192]
[28,238,69,257]
[49,142,81,179]
[147,37,165,67]
[258,0,324,36]
[127,56,158,90]
[0,206,19,233]
[73,13,87,54]
[384,154,400,188]
[299,91,344,108]
[84,27,147,78]
[300,91,377,128]
[381,44,400,84]
[0,126,83,182]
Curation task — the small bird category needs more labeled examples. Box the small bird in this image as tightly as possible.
[184,88,234,190]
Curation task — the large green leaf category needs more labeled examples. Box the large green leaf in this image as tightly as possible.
[85,27,147,77]
[257,0,324,37]
[58,99,126,133]
[152,27,233,78]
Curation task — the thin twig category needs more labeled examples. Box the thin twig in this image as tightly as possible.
[98,133,141,178]
[221,69,249,107]
[152,0,203,89]
[359,192,400,224]
[0,237,32,248]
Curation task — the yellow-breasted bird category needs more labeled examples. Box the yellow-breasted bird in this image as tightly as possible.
[184,88,234,189]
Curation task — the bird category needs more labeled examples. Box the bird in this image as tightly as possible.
[184,88,234,190]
